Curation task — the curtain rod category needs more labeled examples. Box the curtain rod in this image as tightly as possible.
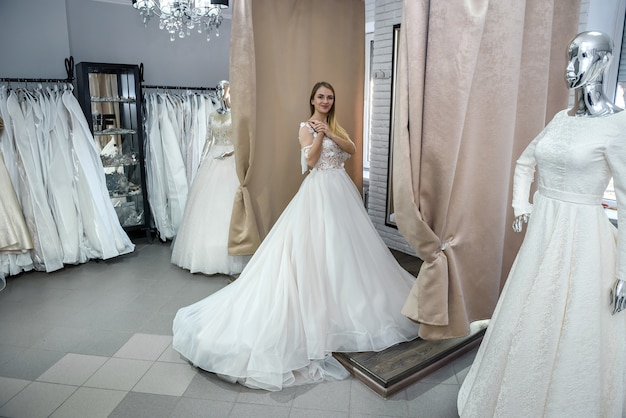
[0,77,72,83]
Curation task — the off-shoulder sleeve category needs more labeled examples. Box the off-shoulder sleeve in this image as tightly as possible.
[299,122,316,174]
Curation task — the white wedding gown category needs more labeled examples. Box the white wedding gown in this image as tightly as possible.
[458,110,626,418]
[171,110,250,275]
[173,122,420,391]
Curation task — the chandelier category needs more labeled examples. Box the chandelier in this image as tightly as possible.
[132,0,229,42]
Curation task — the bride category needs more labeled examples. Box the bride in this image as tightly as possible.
[172,81,420,391]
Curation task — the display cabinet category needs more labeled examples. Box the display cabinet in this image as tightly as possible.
[75,62,150,232]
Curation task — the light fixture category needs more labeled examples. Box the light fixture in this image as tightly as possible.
[132,0,228,42]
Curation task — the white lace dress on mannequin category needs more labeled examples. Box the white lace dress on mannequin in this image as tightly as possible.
[458,110,626,418]
[171,110,250,275]
[172,122,420,391]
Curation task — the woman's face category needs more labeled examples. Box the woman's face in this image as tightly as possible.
[311,86,334,116]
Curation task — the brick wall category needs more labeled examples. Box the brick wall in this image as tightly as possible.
[367,0,416,255]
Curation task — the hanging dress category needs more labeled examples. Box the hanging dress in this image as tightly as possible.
[62,89,135,259]
[7,89,64,272]
[171,110,250,275]
[457,110,626,418]
[172,122,420,391]
[0,86,35,279]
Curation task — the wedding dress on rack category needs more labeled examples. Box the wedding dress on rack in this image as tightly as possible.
[0,83,134,281]
[6,87,65,272]
[143,90,215,240]
[171,81,250,275]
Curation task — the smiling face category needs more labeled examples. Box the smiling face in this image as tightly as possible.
[310,85,335,117]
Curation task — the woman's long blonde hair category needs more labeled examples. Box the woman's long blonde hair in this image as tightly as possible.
[309,81,350,142]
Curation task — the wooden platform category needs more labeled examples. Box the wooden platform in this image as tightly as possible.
[334,326,485,398]
[333,249,486,398]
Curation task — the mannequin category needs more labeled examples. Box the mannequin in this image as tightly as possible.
[458,31,626,417]
[171,80,250,276]
[514,31,625,314]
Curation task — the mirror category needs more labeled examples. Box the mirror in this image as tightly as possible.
[385,24,401,228]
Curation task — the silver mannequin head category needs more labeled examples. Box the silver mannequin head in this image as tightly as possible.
[566,31,613,88]
[566,31,621,116]
[216,80,231,113]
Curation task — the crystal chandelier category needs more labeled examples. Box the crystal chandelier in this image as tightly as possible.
[132,0,229,42]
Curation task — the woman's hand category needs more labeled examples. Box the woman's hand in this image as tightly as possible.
[308,119,329,138]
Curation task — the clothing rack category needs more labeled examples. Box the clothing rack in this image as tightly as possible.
[142,84,216,92]
[138,63,216,93]
[0,56,75,85]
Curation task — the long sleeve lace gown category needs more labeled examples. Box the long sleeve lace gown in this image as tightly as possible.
[172,122,420,391]
[458,110,626,418]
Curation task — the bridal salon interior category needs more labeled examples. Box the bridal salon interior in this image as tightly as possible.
[1,0,625,417]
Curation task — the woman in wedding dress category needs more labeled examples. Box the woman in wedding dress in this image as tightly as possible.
[173,81,420,391]
[457,31,626,418]
[171,80,250,275]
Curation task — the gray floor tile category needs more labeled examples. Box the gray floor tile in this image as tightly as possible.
[291,408,350,418]
[349,382,408,417]
[229,402,291,418]
[70,329,133,357]
[0,376,30,406]
[31,326,93,352]
[406,381,461,418]
[419,362,459,385]
[83,357,153,391]
[292,379,351,412]
[49,386,127,418]
[182,371,242,402]
[0,320,51,348]
[108,392,179,418]
[36,353,108,386]
[0,348,66,381]
[113,333,171,361]
[0,344,26,370]
[132,362,197,396]
[237,384,297,407]
[138,311,177,335]
[170,397,234,418]
[0,381,77,418]
[157,344,188,364]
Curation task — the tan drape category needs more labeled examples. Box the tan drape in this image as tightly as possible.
[228,0,364,254]
[393,0,581,340]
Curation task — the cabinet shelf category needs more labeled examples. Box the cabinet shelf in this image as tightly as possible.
[90,96,137,103]
[94,128,137,136]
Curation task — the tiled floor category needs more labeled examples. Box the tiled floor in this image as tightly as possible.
[0,238,478,418]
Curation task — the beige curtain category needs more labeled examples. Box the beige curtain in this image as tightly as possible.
[228,0,364,255]
[393,0,581,340]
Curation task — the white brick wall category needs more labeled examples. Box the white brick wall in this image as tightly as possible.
[367,0,416,255]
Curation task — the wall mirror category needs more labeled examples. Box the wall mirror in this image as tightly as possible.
[385,24,401,228]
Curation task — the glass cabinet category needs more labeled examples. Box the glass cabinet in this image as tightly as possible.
[75,62,150,232]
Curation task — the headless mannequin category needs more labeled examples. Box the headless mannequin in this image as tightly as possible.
[513,31,625,314]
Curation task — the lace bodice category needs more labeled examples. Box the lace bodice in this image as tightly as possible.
[513,110,626,217]
[299,122,350,173]
[208,111,233,146]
